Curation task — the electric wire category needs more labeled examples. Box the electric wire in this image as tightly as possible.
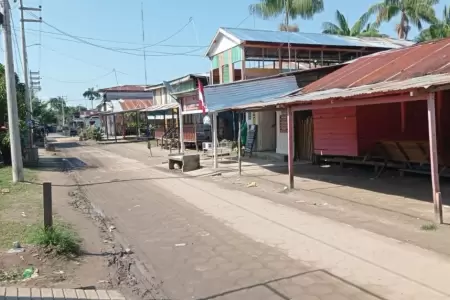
[42,70,114,84]
[10,12,23,78]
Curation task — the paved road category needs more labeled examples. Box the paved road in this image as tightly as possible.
[60,141,450,300]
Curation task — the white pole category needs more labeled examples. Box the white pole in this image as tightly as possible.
[19,0,32,133]
[213,112,218,169]
[61,97,65,127]
[2,0,24,182]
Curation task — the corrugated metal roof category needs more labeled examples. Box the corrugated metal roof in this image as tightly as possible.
[119,99,153,111]
[204,75,299,112]
[221,27,414,49]
[233,73,450,110]
[141,102,178,112]
[302,38,450,94]
[98,85,148,92]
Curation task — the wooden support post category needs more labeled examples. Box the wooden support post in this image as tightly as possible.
[194,114,199,152]
[136,111,139,138]
[43,182,53,229]
[241,49,246,80]
[287,107,294,189]
[106,115,109,140]
[401,102,406,132]
[238,112,242,176]
[427,92,443,224]
[178,103,185,153]
[213,112,218,169]
[113,114,117,143]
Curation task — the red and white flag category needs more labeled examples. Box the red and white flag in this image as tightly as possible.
[197,79,207,114]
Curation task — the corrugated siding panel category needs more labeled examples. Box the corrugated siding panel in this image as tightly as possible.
[203,75,299,111]
[212,56,219,69]
[222,65,230,83]
[313,107,358,156]
[231,46,242,63]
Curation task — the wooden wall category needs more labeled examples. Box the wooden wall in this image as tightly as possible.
[356,101,428,155]
[312,107,358,156]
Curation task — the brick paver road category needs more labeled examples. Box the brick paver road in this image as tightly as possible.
[59,143,382,300]
[59,141,450,300]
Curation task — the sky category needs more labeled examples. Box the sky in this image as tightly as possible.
[3,0,447,108]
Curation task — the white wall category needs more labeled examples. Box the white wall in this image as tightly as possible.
[208,34,239,57]
[245,111,276,152]
[276,110,288,154]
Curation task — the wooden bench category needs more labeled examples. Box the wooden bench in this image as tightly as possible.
[168,153,200,172]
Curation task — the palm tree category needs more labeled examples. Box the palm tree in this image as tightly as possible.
[82,87,100,109]
[368,0,438,40]
[249,0,324,31]
[416,5,450,41]
[322,10,388,37]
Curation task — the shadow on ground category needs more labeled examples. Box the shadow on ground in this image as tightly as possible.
[198,269,388,300]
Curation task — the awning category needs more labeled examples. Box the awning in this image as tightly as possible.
[140,103,178,114]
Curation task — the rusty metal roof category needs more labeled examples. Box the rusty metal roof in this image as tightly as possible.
[140,102,178,113]
[232,73,450,110]
[98,85,148,92]
[302,38,450,94]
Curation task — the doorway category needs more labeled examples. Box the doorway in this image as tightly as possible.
[294,110,313,161]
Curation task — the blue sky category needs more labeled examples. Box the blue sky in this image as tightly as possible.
[4,0,446,107]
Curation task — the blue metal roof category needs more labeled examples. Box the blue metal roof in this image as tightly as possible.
[204,75,299,112]
[222,27,414,49]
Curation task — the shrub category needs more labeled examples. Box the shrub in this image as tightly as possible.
[27,225,81,256]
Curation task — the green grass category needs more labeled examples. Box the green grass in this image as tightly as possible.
[0,167,41,249]
[420,223,438,231]
[27,224,81,256]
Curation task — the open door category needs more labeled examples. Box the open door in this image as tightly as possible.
[294,110,313,161]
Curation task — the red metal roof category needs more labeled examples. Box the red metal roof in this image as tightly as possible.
[119,99,153,111]
[98,85,148,92]
[302,38,450,94]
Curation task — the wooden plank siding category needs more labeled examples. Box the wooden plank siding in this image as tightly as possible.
[312,107,358,156]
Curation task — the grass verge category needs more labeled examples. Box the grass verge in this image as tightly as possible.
[0,166,41,249]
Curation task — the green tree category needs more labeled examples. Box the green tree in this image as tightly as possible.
[322,10,387,37]
[368,0,438,40]
[0,64,27,125]
[82,87,100,109]
[249,0,324,31]
[416,5,450,41]
[32,99,58,125]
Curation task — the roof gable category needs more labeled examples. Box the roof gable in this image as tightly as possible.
[205,28,242,58]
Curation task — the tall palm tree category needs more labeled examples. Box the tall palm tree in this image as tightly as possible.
[416,5,450,41]
[322,10,388,37]
[368,0,438,40]
[249,0,324,31]
[82,87,100,109]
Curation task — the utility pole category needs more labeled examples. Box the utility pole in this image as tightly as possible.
[18,0,41,146]
[61,96,66,127]
[1,0,24,182]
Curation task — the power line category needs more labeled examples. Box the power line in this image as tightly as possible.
[28,12,203,57]
[19,27,208,48]
[40,44,129,75]
[10,12,23,78]
[42,70,114,84]
[236,13,252,28]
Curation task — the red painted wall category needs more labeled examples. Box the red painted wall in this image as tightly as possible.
[356,101,428,156]
[313,107,358,156]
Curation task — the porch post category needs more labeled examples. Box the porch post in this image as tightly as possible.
[213,112,218,169]
[238,112,242,176]
[113,113,117,143]
[427,92,443,224]
[106,115,109,140]
[287,106,294,189]
[179,103,185,153]
[136,111,140,138]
